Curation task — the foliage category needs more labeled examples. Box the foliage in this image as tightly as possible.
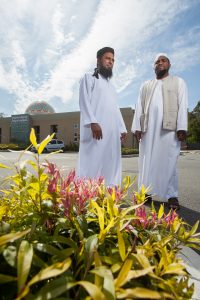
[122,148,139,155]
[0,144,19,151]
[187,101,200,145]
[65,142,79,152]
[0,129,200,299]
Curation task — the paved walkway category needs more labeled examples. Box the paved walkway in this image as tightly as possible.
[179,247,200,299]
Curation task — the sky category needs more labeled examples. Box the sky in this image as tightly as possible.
[0,0,200,117]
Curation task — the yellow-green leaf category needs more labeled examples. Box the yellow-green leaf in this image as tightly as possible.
[115,259,133,288]
[29,258,71,285]
[117,226,126,261]
[91,267,115,300]
[33,277,75,300]
[77,281,106,300]
[17,240,33,293]
[126,266,155,282]
[85,234,98,257]
[132,253,151,269]
[103,218,115,235]
[0,274,17,283]
[0,205,9,220]
[161,263,187,276]
[17,258,71,300]
[92,201,104,231]
[117,287,173,299]
[30,128,37,148]
[189,221,199,236]
[38,133,55,154]
[0,229,31,247]
[185,243,200,250]
[94,251,103,287]
[158,204,164,219]
[0,163,12,169]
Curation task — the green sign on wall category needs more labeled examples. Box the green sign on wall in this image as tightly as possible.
[11,114,31,144]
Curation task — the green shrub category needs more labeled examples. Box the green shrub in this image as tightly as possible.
[122,147,139,155]
[0,143,19,150]
[65,142,79,152]
[0,129,199,299]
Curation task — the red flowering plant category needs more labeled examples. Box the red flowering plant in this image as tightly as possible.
[60,173,105,218]
[0,129,200,300]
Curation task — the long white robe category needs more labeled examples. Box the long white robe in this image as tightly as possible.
[132,77,188,200]
[77,73,127,186]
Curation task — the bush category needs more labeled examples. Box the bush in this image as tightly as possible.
[122,147,139,155]
[0,143,19,151]
[65,142,79,152]
[0,129,199,299]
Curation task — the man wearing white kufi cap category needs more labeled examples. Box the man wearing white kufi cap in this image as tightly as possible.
[131,53,188,210]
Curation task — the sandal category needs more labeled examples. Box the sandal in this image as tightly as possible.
[168,197,180,210]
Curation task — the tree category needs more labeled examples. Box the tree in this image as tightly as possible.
[187,101,200,145]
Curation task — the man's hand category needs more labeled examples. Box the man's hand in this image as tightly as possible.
[134,130,142,142]
[177,130,187,141]
[91,123,103,140]
[120,132,127,145]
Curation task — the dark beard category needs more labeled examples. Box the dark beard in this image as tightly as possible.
[98,66,113,79]
[155,69,169,79]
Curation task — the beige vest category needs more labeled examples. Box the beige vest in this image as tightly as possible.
[140,76,179,132]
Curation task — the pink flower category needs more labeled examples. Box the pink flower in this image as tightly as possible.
[48,178,57,193]
[60,174,106,218]
[44,162,61,194]
[107,185,124,203]
[163,210,178,227]
[135,207,149,229]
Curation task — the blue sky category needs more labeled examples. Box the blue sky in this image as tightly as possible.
[0,0,200,116]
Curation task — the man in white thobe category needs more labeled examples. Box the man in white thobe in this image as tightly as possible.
[132,53,188,209]
[77,47,127,186]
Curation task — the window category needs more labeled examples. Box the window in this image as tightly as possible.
[57,140,63,144]
[74,123,79,129]
[50,125,58,134]
[49,140,56,144]
[73,132,79,143]
[50,125,58,138]
[34,126,40,142]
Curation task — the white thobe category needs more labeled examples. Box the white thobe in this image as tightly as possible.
[132,77,188,200]
[77,73,127,186]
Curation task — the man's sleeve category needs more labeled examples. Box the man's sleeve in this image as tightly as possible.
[131,86,143,133]
[79,74,98,126]
[177,78,188,131]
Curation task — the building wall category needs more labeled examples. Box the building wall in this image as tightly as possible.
[0,117,11,143]
[120,107,136,148]
[0,108,136,148]
[31,112,80,145]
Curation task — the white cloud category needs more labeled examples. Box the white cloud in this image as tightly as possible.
[170,26,200,72]
[11,40,26,69]
[32,0,188,103]
[52,3,65,49]
[0,0,199,114]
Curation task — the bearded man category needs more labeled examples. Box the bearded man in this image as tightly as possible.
[77,47,127,186]
[132,53,188,210]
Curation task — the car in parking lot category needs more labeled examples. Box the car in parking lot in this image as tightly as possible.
[31,139,65,153]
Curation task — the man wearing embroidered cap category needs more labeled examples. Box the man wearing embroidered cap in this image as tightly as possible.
[131,53,188,209]
[77,47,127,186]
